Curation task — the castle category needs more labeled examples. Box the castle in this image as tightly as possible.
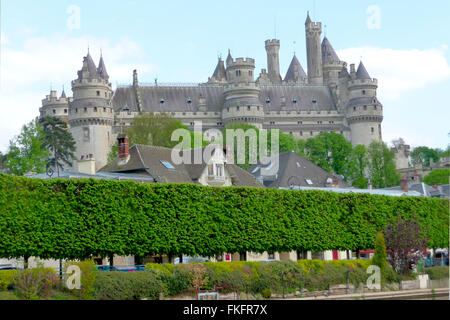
[39,13,383,171]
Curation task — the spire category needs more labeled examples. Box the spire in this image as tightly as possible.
[356,61,371,80]
[305,11,312,25]
[226,49,233,67]
[211,57,226,81]
[284,54,307,82]
[97,53,109,80]
[78,51,99,80]
[321,37,340,64]
[60,86,66,99]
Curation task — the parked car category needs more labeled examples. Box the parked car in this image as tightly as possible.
[174,257,210,264]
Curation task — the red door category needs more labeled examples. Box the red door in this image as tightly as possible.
[332,250,339,260]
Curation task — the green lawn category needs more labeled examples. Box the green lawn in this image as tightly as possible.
[0,291,18,300]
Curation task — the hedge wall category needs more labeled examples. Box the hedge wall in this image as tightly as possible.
[0,173,448,260]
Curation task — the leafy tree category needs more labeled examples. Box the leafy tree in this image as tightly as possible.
[39,117,76,173]
[107,112,208,163]
[372,232,387,271]
[346,145,369,189]
[384,215,429,275]
[436,146,450,159]
[127,112,190,148]
[0,151,6,171]
[410,146,440,167]
[304,132,353,177]
[367,141,401,188]
[4,119,50,176]
[423,169,450,186]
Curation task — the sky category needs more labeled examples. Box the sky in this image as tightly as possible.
[1,0,449,153]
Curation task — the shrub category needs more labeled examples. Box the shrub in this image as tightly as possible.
[13,268,58,300]
[159,266,192,296]
[425,266,449,280]
[93,271,164,300]
[64,260,98,299]
[261,288,272,299]
[0,270,17,291]
[373,232,387,271]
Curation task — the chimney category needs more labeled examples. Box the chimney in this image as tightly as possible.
[77,158,96,175]
[400,176,408,192]
[117,134,130,164]
[133,69,139,87]
[332,176,339,188]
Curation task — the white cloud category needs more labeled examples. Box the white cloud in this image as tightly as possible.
[337,46,450,100]
[0,33,158,152]
[0,32,7,45]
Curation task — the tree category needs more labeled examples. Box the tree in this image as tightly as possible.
[423,169,450,186]
[372,232,387,271]
[410,146,440,167]
[4,119,50,176]
[346,145,369,189]
[107,112,208,163]
[384,215,429,275]
[0,151,5,171]
[304,132,353,177]
[367,141,401,188]
[39,117,76,173]
[127,112,190,148]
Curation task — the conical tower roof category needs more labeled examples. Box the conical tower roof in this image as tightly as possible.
[60,87,67,99]
[211,58,226,81]
[226,49,233,67]
[97,54,109,80]
[305,12,312,25]
[356,61,371,79]
[78,51,99,80]
[321,37,340,64]
[284,55,307,82]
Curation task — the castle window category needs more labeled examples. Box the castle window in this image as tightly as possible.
[298,121,302,125]
[364,105,367,110]
[266,98,271,104]
[217,122,223,126]
[160,98,165,104]
[292,98,297,104]
[96,91,100,96]
[340,131,343,134]
[53,109,56,114]
[64,109,67,114]
[82,127,90,142]
[249,70,252,76]
[312,98,317,103]
[103,107,106,112]
[247,106,251,111]
[105,92,107,97]
[236,70,241,77]
[374,105,377,110]
[94,107,98,112]
[236,106,240,111]
[289,132,293,135]
[317,121,322,124]
[353,107,356,111]
[84,107,87,112]
[300,131,303,136]
[371,127,374,134]
[257,106,260,111]
[310,131,313,136]
[190,122,194,126]
[186,98,192,104]
[270,121,275,125]
[227,107,229,112]
[75,108,78,113]
[362,90,366,95]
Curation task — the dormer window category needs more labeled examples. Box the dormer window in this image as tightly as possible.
[292,98,297,104]
[364,105,367,110]
[312,98,317,103]
[266,98,271,104]
[160,98,165,104]
[362,90,366,95]
[186,98,192,104]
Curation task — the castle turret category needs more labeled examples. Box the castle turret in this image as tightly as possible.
[69,52,114,171]
[208,57,227,84]
[321,37,346,86]
[222,56,264,128]
[265,39,282,84]
[346,61,383,146]
[305,13,323,85]
[40,88,71,124]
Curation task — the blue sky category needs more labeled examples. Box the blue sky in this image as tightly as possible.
[1,0,449,152]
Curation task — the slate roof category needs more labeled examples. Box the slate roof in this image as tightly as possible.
[248,151,348,189]
[321,37,340,63]
[97,55,109,80]
[211,58,226,81]
[111,85,337,113]
[77,53,100,80]
[283,186,423,197]
[284,55,307,82]
[383,183,449,198]
[100,144,262,187]
[356,61,371,80]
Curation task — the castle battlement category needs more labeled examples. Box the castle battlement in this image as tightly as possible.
[228,57,255,68]
[348,78,378,88]
[265,39,280,46]
[72,78,111,86]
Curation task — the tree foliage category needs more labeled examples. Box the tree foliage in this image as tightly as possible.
[4,119,50,176]
[39,116,76,171]
[410,146,440,167]
[423,169,450,186]
[372,232,387,271]
[384,215,429,275]
[367,141,401,188]
[0,174,447,261]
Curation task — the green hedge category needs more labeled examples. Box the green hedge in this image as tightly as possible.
[0,173,448,260]
[0,270,17,291]
[425,266,449,280]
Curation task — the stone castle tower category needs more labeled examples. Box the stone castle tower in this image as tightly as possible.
[40,13,384,173]
[67,51,114,170]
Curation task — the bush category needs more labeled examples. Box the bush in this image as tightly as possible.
[64,260,98,299]
[425,266,449,280]
[261,288,272,299]
[93,271,164,300]
[0,270,17,291]
[13,268,58,300]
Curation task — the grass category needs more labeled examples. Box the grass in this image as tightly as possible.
[0,291,19,300]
